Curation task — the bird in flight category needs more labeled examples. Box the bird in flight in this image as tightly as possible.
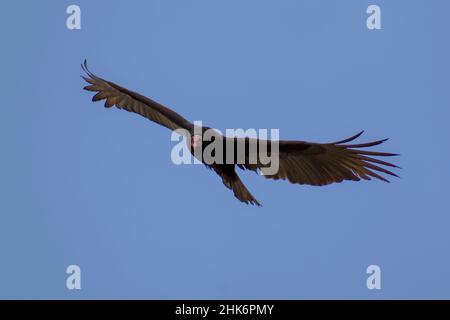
[81,60,399,206]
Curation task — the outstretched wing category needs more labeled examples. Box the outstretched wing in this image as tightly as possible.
[81,60,193,132]
[236,131,400,186]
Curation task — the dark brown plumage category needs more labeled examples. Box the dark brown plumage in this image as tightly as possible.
[81,61,399,206]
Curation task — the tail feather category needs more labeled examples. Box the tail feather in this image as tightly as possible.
[231,175,261,206]
[213,165,262,206]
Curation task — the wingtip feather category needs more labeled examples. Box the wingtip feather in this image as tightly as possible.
[332,130,365,145]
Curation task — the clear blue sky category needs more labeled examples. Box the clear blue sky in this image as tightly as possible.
[1,0,449,299]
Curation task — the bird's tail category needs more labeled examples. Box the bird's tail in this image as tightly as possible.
[231,175,261,206]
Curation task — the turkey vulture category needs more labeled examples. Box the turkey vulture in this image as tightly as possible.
[81,61,399,206]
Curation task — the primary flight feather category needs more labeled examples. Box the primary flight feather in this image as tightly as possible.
[81,60,399,206]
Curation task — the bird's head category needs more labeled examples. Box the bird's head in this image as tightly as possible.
[191,134,203,150]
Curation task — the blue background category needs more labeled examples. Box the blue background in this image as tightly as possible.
[1,0,449,299]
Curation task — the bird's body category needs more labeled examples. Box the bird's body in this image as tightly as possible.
[81,61,399,206]
[190,132,263,205]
